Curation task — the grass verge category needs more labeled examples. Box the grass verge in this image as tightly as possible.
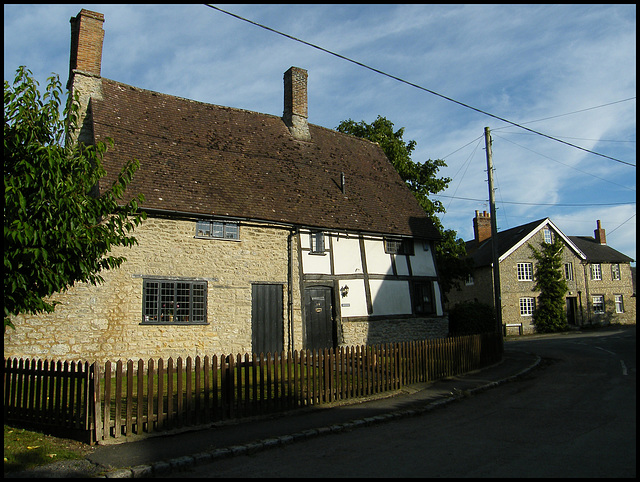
[4,424,94,473]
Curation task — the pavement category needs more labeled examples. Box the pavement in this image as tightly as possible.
[7,347,541,478]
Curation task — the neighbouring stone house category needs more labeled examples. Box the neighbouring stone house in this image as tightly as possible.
[445,211,635,334]
[4,9,446,363]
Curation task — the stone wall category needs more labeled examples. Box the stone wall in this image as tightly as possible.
[341,316,449,346]
[4,215,454,364]
[4,216,299,363]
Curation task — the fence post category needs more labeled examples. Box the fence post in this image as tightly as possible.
[91,361,102,444]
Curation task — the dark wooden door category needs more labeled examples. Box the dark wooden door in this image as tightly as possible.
[252,284,283,355]
[566,297,578,325]
[304,286,335,350]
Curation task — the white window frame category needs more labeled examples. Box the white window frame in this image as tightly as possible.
[517,262,533,281]
[543,228,552,244]
[590,264,602,280]
[592,295,605,314]
[519,297,535,316]
[465,273,474,286]
[564,262,574,281]
[615,295,624,313]
[611,264,621,280]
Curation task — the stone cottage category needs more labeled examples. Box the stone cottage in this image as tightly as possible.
[4,9,446,363]
[446,211,635,334]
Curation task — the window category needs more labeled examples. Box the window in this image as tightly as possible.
[590,264,602,280]
[611,264,621,280]
[592,295,604,314]
[465,273,474,286]
[517,262,533,281]
[413,282,435,315]
[384,238,414,255]
[543,228,552,244]
[196,220,239,240]
[143,279,207,324]
[615,295,624,313]
[520,297,535,316]
[564,263,574,281]
[310,231,326,254]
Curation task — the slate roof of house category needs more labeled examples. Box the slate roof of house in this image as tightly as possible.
[464,218,548,267]
[464,217,634,267]
[568,236,634,263]
[90,78,440,240]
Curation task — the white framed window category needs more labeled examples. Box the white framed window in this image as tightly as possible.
[310,231,326,254]
[520,297,535,316]
[564,263,574,281]
[611,264,621,280]
[465,273,474,286]
[543,228,552,244]
[590,264,602,280]
[196,220,239,240]
[592,295,605,314]
[615,295,624,313]
[517,262,533,281]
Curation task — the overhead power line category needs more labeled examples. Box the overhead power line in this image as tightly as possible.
[205,4,636,168]
[432,194,635,207]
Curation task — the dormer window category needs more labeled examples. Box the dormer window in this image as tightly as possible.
[310,231,326,254]
[196,220,239,240]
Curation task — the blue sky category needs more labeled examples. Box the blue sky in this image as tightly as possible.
[4,4,636,264]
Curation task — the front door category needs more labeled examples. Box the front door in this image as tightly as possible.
[566,297,578,325]
[252,283,284,355]
[304,286,335,350]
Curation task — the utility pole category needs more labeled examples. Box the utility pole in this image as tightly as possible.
[484,127,503,339]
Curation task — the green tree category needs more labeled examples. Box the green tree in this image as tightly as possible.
[336,116,471,296]
[529,237,569,333]
[4,66,146,332]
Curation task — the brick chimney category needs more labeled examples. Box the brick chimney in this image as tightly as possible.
[68,9,104,87]
[67,9,105,143]
[283,67,311,141]
[473,210,492,243]
[594,220,606,245]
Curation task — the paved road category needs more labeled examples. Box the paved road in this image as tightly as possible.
[169,327,636,478]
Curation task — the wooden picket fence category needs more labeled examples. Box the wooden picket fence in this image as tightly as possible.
[4,332,502,444]
[3,359,95,441]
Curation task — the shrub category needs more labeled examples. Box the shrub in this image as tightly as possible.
[448,300,496,335]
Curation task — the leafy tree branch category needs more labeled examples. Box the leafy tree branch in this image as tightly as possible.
[4,66,146,331]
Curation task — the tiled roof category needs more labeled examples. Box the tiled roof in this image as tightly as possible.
[91,78,440,240]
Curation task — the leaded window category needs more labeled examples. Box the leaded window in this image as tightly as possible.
[196,220,239,240]
[143,279,207,324]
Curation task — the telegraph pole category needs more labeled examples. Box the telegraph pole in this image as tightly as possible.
[484,127,503,339]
